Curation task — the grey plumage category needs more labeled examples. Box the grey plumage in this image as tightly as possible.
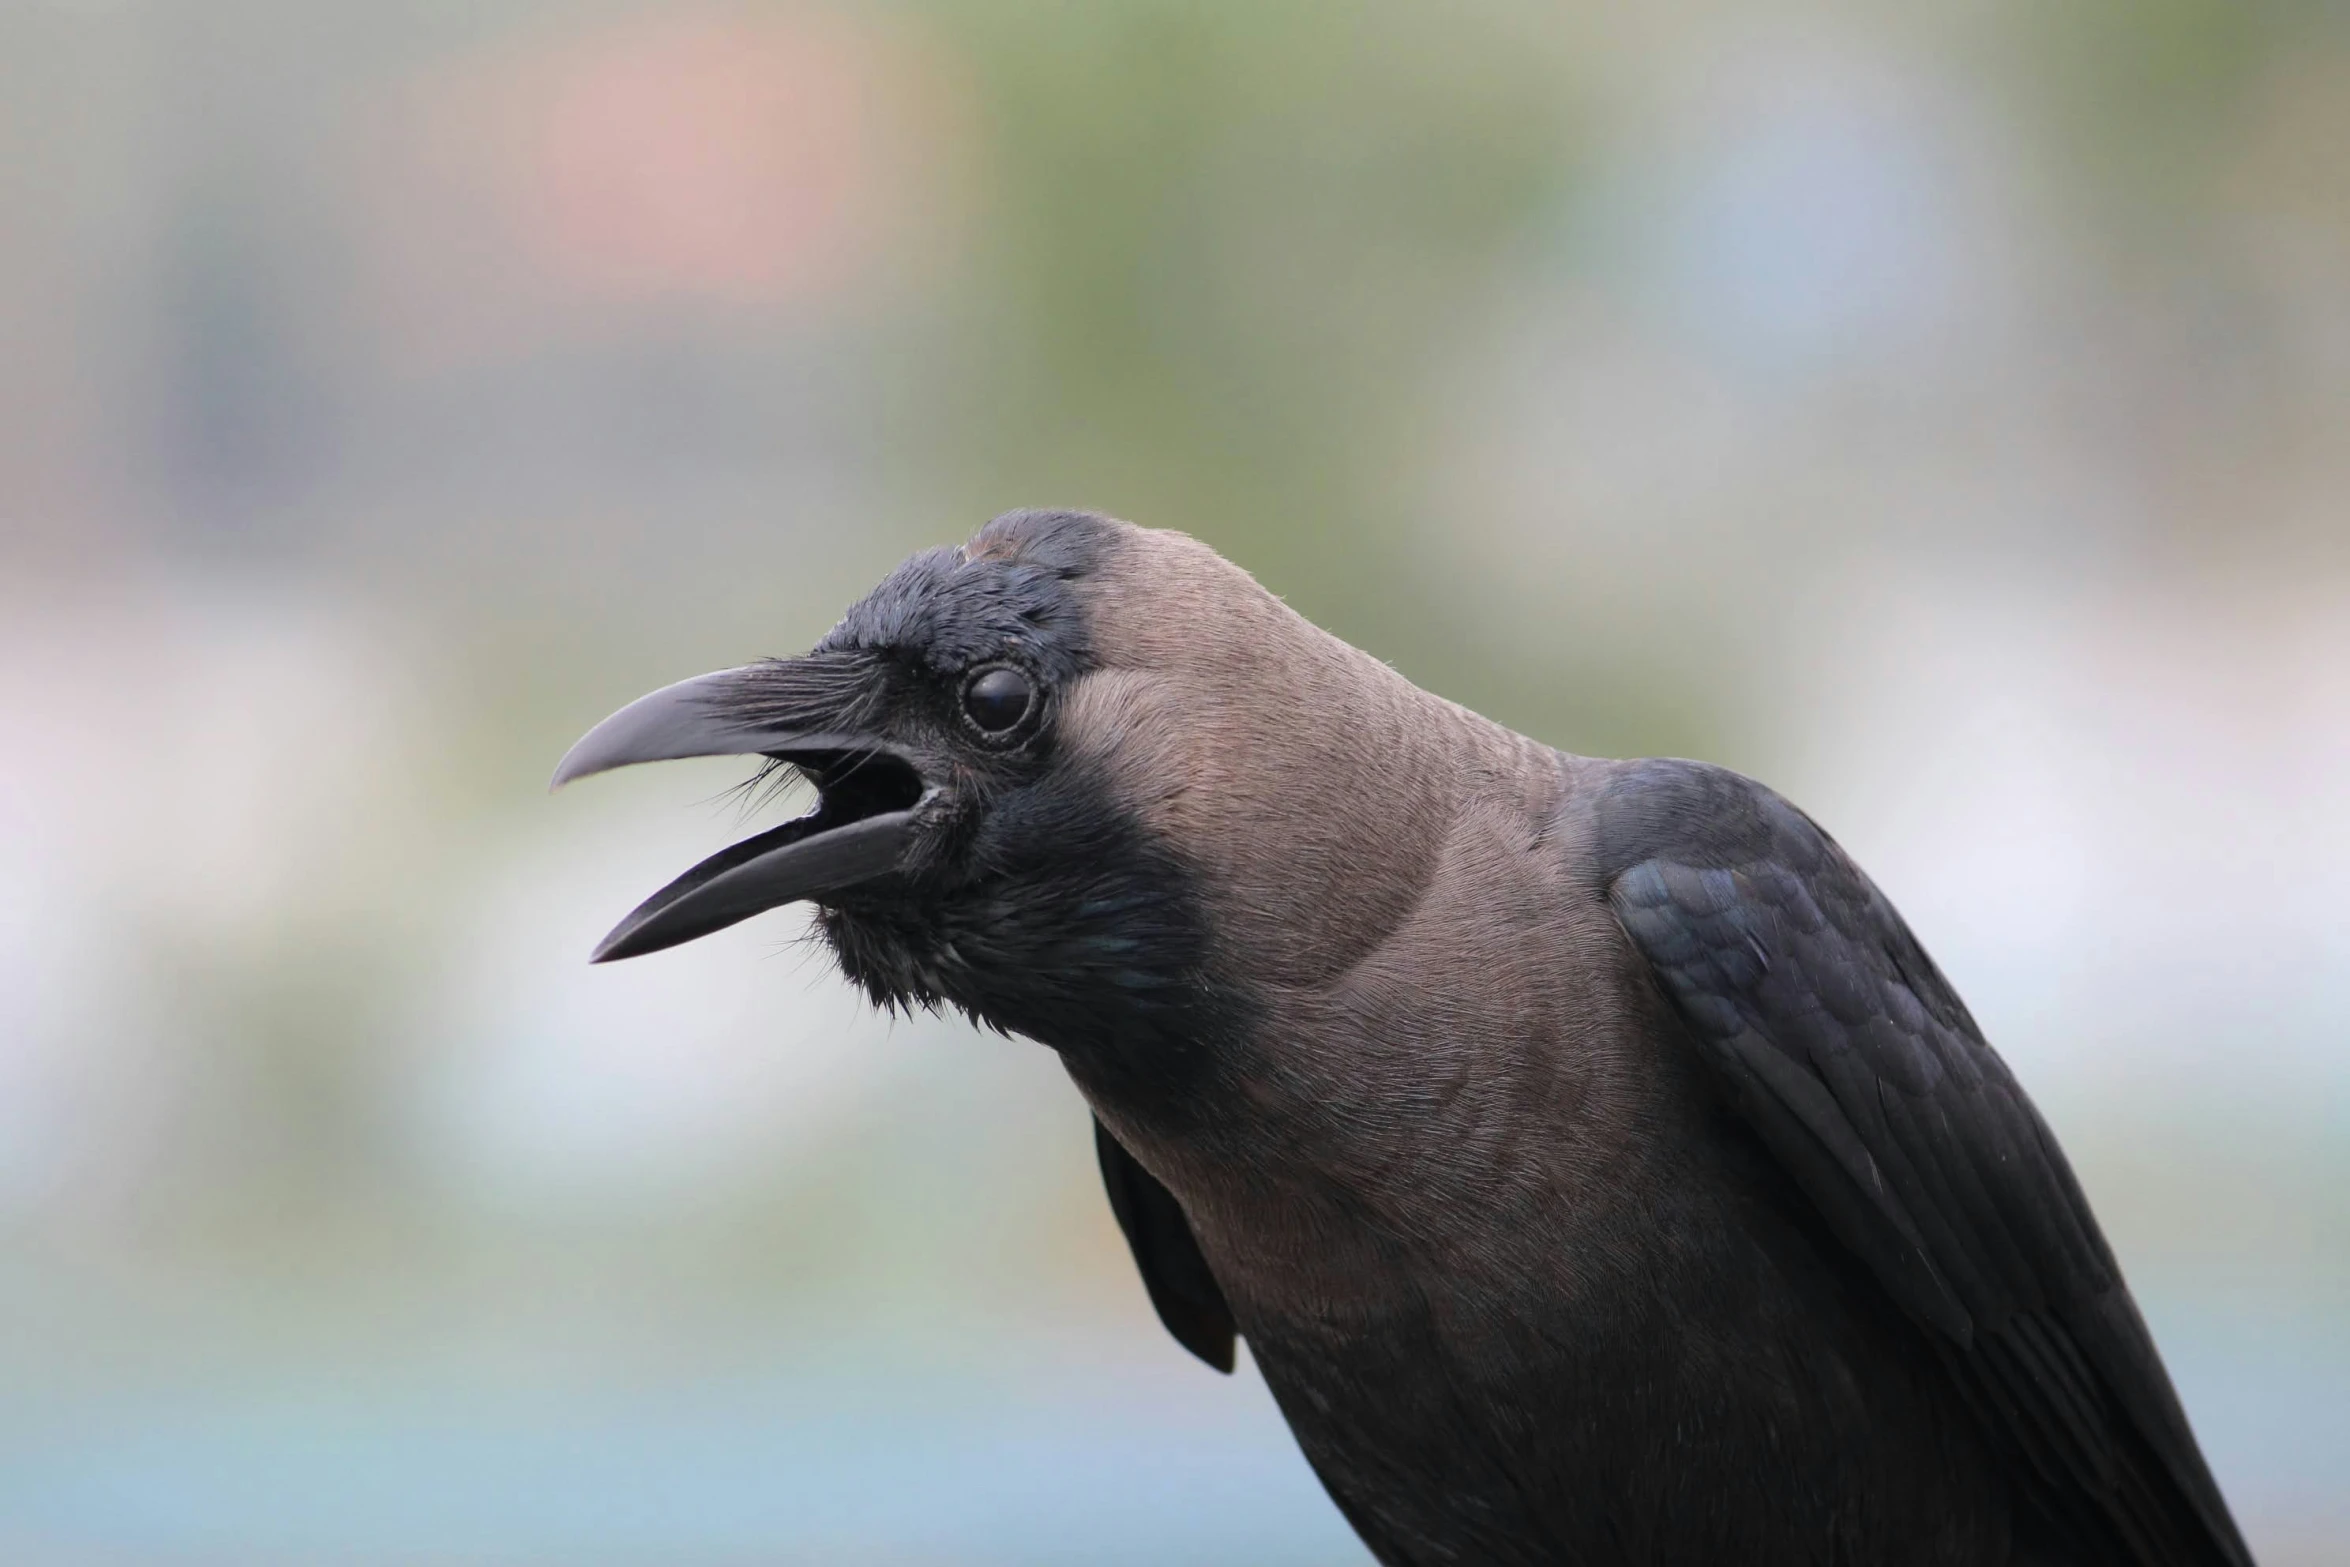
[554,509,2252,1567]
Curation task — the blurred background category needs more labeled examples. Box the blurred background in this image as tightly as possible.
[1,0,2344,1561]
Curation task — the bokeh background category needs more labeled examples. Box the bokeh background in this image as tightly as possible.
[2,1,2345,1561]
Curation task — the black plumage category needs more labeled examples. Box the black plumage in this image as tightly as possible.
[1600,760,2241,1566]
[1095,1116,1237,1372]
[553,509,2253,1567]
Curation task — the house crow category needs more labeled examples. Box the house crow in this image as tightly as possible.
[553,509,2252,1567]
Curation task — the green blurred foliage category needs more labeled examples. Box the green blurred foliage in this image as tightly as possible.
[932,0,1580,600]
[2007,0,2334,206]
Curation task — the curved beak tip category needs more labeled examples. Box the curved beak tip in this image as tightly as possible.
[546,665,773,795]
[547,742,598,793]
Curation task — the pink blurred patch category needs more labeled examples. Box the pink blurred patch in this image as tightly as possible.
[519,13,890,302]
[357,8,969,357]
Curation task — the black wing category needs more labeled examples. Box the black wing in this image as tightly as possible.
[1596,758,2250,1567]
[1095,1117,1236,1372]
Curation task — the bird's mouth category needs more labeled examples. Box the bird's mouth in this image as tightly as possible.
[550,664,938,963]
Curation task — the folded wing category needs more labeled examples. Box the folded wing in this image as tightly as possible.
[1597,759,2250,1567]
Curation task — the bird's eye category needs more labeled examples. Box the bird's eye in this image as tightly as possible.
[962,666,1035,734]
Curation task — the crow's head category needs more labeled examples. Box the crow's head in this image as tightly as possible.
[555,509,1471,1075]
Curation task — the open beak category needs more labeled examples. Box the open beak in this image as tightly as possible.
[551,661,934,962]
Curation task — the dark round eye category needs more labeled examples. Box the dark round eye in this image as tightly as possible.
[961,666,1035,733]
